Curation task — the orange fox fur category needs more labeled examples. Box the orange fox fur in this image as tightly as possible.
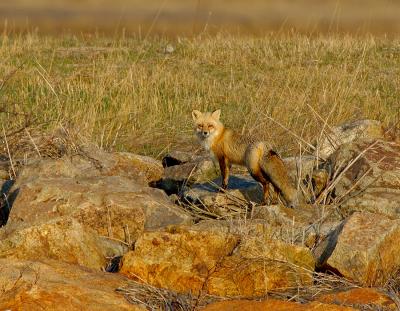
[192,109,300,208]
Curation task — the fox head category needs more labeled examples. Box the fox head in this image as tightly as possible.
[192,109,223,146]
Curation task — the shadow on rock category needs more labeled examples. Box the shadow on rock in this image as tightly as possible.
[0,179,18,227]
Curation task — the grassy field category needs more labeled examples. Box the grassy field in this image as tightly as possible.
[0,32,399,159]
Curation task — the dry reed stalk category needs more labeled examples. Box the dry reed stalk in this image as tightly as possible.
[2,125,16,179]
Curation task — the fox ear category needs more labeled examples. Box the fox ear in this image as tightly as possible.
[192,110,202,121]
[211,109,221,120]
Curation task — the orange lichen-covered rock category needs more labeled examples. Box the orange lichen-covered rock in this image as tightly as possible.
[0,218,109,270]
[201,299,356,311]
[120,225,315,297]
[0,259,143,311]
[316,288,397,310]
[120,226,240,294]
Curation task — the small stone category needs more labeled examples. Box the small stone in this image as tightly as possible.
[164,44,175,54]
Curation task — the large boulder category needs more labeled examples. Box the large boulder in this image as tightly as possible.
[0,217,119,270]
[317,119,385,159]
[0,259,143,310]
[120,224,315,297]
[314,212,400,286]
[8,176,191,242]
[120,225,240,295]
[320,139,400,218]
[16,148,164,186]
[202,299,356,311]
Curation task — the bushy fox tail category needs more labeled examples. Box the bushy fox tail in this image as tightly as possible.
[259,150,300,208]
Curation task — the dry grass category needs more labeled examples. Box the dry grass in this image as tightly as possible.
[0,32,399,161]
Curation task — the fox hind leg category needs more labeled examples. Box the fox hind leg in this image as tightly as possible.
[251,171,276,205]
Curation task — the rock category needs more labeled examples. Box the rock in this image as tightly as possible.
[316,288,397,310]
[154,155,219,195]
[283,155,319,182]
[183,175,262,217]
[164,158,218,184]
[120,224,315,297]
[120,226,240,295]
[0,217,118,270]
[16,148,163,186]
[162,150,199,167]
[321,139,400,218]
[208,235,315,297]
[251,204,341,248]
[0,259,143,311]
[112,152,164,184]
[202,299,356,311]
[314,212,400,286]
[317,119,385,159]
[8,176,191,242]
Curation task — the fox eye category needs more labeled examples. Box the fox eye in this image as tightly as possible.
[208,125,214,130]
[197,125,202,129]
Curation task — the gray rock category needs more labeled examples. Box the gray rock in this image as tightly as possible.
[8,175,192,241]
[319,139,400,218]
[155,155,219,195]
[162,150,199,166]
[16,148,164,186]
[316,119,385,159]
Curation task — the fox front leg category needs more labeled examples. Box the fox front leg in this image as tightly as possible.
[218,156,230,190]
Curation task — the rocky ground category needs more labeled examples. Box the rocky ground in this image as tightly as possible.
[0,119,400,310]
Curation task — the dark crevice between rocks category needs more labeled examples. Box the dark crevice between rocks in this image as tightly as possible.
[0,179,19,227]
[313,218,348,279]
[162,156,183,168]
[105,255,123,273]
[149,178,186,196]
[314,264,345,277]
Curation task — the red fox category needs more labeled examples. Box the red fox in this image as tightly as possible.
[192,109,300,208]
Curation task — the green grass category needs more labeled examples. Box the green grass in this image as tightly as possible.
[1,32,399,158]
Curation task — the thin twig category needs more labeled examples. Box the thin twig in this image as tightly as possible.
[99,235,130,247]
[2,125,16,179]
[25,128,42,158]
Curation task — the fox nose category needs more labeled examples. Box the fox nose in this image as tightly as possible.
[203,131,209,136]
